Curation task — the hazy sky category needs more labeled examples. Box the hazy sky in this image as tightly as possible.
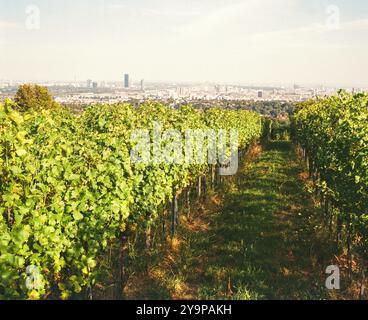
[1,0,368,86]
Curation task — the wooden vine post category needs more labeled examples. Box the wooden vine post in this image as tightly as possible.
[171,187,178,236]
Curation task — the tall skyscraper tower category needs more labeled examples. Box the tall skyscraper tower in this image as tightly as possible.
[124,74,130,88]
[140,79,144,91]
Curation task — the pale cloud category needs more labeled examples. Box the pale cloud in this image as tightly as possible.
[107,4,127,10]
[140,8,200,18]
[0,20,19,30]
[107,3,199,18]
[0,20,19,46]
[341,18,368,31]
[246,18,368,49]
[174,0,296,37]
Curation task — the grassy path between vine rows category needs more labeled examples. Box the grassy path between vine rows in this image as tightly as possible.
[125,141,337,300]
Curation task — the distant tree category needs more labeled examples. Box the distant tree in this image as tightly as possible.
[14,84,58,112]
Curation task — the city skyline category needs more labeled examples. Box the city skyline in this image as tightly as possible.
[1,77,366,90]
[0,0,368,87]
